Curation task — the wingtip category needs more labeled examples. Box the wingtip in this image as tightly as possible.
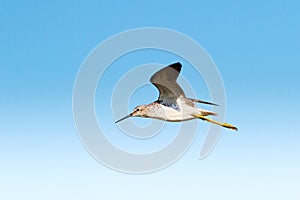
[168,62,182,72]
[189,98,219,106]
[170,62,182,66]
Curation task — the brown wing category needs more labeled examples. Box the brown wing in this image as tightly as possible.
[150,62,186,104]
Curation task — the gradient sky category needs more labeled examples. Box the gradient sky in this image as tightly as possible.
[1,1,300,199]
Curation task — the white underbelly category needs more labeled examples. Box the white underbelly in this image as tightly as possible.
[151,105,196,122]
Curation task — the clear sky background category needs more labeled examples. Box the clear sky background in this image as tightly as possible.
[1,1,300,199]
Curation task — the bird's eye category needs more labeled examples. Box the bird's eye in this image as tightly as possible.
[136,108,139,111]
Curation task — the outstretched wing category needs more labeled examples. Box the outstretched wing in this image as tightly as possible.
[150,62,186,104]
[188,98,219,106]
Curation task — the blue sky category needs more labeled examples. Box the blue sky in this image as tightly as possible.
[1,0,300,199]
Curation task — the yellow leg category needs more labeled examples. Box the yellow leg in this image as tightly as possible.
[192,114,238,131]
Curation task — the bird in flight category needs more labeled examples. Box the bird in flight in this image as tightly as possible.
[115,62,237,131]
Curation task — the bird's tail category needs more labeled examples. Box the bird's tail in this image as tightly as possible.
[201,110,217,116]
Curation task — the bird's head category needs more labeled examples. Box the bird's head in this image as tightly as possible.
[131,105,147,117]
[115,105,147,123]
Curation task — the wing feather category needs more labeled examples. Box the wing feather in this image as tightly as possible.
[150,62,185,104]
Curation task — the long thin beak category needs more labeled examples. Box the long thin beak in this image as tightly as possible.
[115,114,132,123]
